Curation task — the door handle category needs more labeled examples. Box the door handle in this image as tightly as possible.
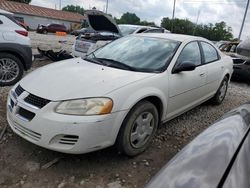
[200,73,205,77]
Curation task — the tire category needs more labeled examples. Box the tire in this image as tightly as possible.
[43,30,48,34]
[210,76,229,105]
[0,53,24,86]
[116,101,159,156]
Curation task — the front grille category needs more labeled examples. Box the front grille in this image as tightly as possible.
[15,85,25,96]
[24,94,50,108]
[59,135,79,145]
[12,122,41,142]
[18,107,36,121]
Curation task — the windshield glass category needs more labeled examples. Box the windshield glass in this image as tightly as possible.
[85,35,180,72]
[119,25,139,36]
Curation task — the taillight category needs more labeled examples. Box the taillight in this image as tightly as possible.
[15,30,28,37]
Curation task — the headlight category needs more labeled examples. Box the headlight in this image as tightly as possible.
[55,98,113,115]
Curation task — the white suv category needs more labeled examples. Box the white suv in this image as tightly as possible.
[0,9,32,86]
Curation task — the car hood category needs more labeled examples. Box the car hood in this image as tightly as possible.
[20,58,154,101]
[237,39,250,60]
[85,10,122,36]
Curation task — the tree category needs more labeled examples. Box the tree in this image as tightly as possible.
[62,5,84,15]
[116,12,140,24]
[138,20,156,26]
[8,0,31,4]
[161,17,233,41]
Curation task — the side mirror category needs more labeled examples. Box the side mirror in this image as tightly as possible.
[173,61,196,73]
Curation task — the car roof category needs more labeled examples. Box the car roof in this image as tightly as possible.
[135,33,208,42]
[0,9,13,15]
[118,24,155,29]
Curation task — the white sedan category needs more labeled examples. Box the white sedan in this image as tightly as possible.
[7,33,233,156]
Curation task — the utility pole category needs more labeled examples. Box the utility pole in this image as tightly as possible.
[171,0,176,32]
[238,0,249,39]
[193,10,200,35]
[106,0,109,13]
[59,0,61,10]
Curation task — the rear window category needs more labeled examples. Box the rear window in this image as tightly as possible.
[0,13,22,27]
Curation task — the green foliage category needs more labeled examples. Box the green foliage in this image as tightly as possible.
[161,17,233,41]
[115,12,156,26]
[62,5,84,15]
[116,12,140,24]
[8,0,31,4]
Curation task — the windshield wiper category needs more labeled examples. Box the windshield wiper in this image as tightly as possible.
[96,58,137,71]
[83,56,106,66]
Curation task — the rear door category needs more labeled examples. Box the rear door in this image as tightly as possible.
[167,41,207,118]
[199,41,223,96]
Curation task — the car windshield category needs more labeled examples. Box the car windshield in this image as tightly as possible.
[119,25,139,36]
[85,35,180,72]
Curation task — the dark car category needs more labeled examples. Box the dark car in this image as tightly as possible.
[237,39,250,59]
[36,23,67,34]
[71,27,97,36]
[231,39,250,82]
[232,57,250,81]
[146,103,250,188]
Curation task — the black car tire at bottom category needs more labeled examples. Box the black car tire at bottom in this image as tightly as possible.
[43,30,48,34]
[116,101,159,156]
[210,76,229,105]
[0,53,24,86]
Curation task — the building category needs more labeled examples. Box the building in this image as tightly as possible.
[0,0,85,30]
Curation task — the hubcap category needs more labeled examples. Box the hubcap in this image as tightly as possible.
[219,81,227,101]
[0,58,19,83]
[130,112,155,148]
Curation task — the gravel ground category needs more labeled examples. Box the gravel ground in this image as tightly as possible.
[1,33,250,188]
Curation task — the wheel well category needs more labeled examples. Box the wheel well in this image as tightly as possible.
[141,96,163,120]
[0,51,26,69]
[225,73,230,80]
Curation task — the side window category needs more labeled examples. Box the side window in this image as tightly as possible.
[177,42,201,66]
[0,20,2,24]
[137,28,148,33]
[201,42,219,63]
[143,29,164,33]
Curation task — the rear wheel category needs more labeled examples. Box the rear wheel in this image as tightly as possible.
[210,76,229,105]
[116,101,159,156]
[0,53,24,86]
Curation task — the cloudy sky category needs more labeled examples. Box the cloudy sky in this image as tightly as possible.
[31,0,250,39]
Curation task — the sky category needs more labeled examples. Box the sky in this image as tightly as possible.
[30,0,250,39]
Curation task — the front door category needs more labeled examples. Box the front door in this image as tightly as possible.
[167,41,207,119]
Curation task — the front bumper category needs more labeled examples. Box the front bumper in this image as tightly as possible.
[6,86,127,154]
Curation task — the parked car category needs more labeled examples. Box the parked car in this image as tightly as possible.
[118,24,169,36]
[231,39,250,81]
[146,103,250,188]
[0,9,32,86]
[7,33,233,156]
[72,10,170,57]
[219,41,240,57]
[71,27,98,36]
[232,57,250,81]
[36,23,67,34]
[237,38,250,60]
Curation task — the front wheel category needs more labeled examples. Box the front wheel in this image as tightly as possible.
[0,53,24,86]
[210,76,229,105]
[116,101,159,156]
